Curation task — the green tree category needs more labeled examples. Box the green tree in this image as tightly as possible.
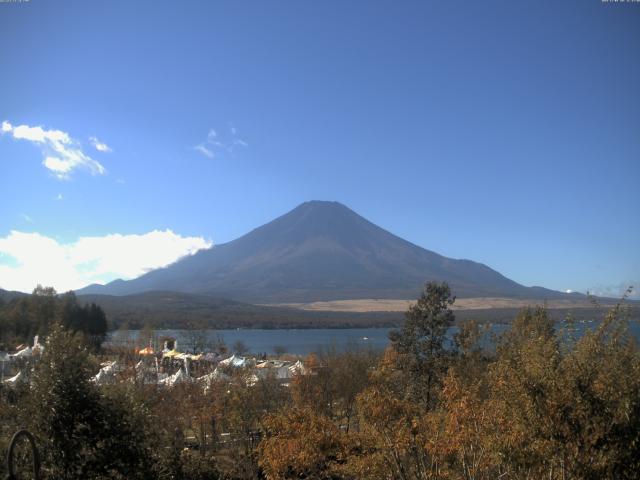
[59,292,108,350]
[27,323,152,479]
[389,281,455,408]
[0,287,108,349]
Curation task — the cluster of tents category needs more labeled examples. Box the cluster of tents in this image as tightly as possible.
[2,336,309,390]
[92,344,309,389]
[1,336,44,385]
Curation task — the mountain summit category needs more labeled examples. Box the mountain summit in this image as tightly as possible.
[77,201,565,302]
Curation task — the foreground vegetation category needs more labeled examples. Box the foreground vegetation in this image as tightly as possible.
[1,282,639,479]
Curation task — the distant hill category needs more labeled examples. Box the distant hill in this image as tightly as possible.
[77,200,577,303]
[0,288,28,303]
[77,291,400,329]
[77,290,636,330]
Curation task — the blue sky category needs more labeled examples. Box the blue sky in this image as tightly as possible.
[0,0,638,297]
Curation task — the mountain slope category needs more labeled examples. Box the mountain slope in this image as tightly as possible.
[77,201,568,302]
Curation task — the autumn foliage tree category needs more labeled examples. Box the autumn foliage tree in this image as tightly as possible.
[4,282,639,480]
[259,407,347,480]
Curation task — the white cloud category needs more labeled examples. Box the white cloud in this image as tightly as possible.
[56,193,63,201]
[0,229,212,293]
[228,125,248,151]
[89,136,112,153]
[194,143,214,158]
[193,124,248,158]
[1,120,106,179]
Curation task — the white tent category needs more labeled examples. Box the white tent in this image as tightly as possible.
[159,368,191,388]
[93,361,119,385]
[101,361,119,374]
[198,368,230,392]
[3,371,23,385]
[32,335,44,354]
[276,365,293,380]
[219,354,247,368]
[93,369,111,385]
[257,359,286,369]
[10,346,32,359]
[135,360,159,384]
[289,360,307,376]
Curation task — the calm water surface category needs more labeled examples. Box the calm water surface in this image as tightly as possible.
[108,321,640,355]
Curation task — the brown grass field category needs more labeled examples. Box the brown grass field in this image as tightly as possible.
[269,297,619,313]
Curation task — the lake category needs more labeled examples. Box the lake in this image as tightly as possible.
[108,320,640,355]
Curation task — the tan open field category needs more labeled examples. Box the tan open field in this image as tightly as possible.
[270,297,610,313]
